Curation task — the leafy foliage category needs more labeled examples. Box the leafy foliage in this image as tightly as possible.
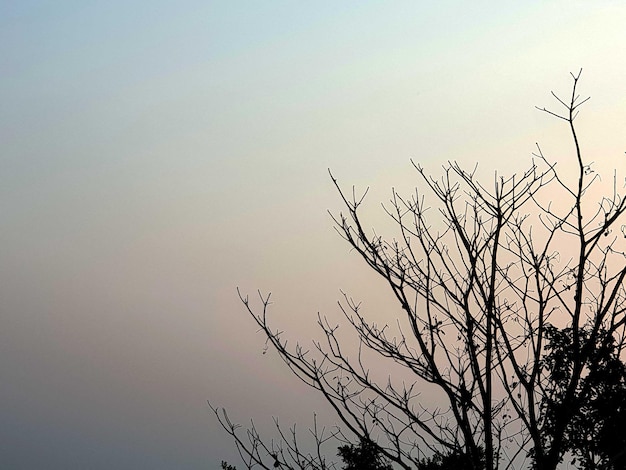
[540,324,626,469]
[337,438,393,470]
[417,447,485,470]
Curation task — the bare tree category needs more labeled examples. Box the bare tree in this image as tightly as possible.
[211,71,626,470]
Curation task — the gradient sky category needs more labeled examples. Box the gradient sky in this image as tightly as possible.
[2,1,626,468]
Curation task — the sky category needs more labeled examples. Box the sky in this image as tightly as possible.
[1,1,626,468]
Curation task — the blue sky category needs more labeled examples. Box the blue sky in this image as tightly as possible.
[1,1,626,468]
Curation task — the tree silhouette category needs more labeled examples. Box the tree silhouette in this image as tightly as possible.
[337,437,393,470]
[417,446,485,470]
[539,324,626,469]
[211,71,626,470]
